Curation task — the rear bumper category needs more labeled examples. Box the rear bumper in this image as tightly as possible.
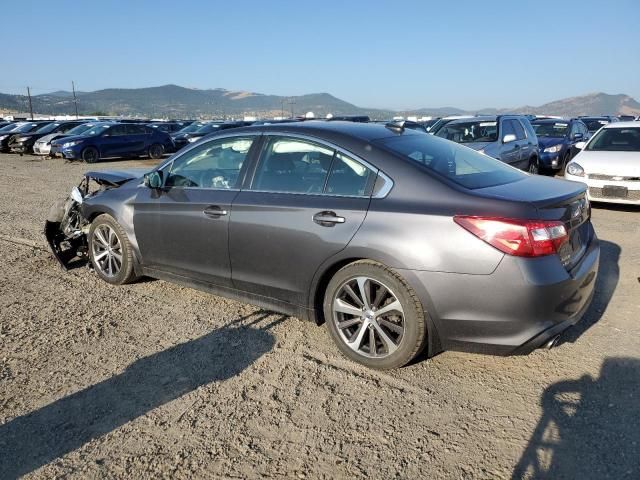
[400,227,600,355]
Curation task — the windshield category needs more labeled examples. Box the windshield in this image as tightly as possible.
[0,123,23,133]
[378,133,526,189]
[82,124,110,136]
[195,123,221,134]
[65,123,97,136]
[435,121,498,143]
[532,122,569,137]
[14,123,46,133]
[176,123,204,134]
[582,119,610,133]
[586,127,640,152]
[35,122,63,134]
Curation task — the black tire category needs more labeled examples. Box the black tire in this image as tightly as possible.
[88,214,138,285]
[561,151,571,172]
[148,143,164,159]
[323,260,427,369]
[82,146,100,164]
[527,157,540,175]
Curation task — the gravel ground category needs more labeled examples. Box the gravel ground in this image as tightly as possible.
[0,153,638,479]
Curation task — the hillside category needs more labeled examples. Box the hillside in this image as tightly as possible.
[0,86,638,119]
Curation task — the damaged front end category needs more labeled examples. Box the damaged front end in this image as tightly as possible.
[44,170,140,269]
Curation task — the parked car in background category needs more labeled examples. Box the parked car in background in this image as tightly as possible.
[148,121,193,133]
[617,115,636,122]
[173,121,252,150]
[423,118,441,131]
[427,115,473,135]
[171,122,213,150]
[0,121,52,152]
[565,122,640,205]
[46,121,599,369]
[55,122,173,163]
[578,116,619,134]
[35,122,111,156]
[531,118,590,173]
[435,115,540,172]
[9,120,86,154]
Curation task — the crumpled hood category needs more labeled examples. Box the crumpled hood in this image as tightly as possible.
[85,168,148,185]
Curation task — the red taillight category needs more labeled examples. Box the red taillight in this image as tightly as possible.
[453,216,568,257]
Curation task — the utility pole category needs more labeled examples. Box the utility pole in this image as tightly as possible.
[26,86,34,120]
[71,81,79,119]
[288,98,296,118]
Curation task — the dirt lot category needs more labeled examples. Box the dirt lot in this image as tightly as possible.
[0,152,638,479]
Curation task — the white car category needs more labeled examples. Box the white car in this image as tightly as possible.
[564,122,640,205]
[33,122,97,156]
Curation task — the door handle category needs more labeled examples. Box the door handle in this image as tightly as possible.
[203,205,228,218]
[313,211,345,226]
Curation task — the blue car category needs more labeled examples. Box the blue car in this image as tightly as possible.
[54,122,174,163]
[530,118,589,173]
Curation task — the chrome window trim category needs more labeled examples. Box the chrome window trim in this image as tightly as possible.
[253,131,394,199]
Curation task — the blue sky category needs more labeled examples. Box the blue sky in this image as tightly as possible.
[2,0,639,110]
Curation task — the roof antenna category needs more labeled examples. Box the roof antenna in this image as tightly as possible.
[385,120,405,133]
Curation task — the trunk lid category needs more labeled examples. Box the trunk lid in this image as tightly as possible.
[474,175,592,269]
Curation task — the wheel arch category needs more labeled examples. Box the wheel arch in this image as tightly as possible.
[309,256,443,358]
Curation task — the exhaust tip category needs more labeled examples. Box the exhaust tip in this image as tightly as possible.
[543,335,561,350]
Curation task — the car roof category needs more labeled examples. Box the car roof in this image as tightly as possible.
[532,118,571,123]
[227,120,423,142]
[602,121,640,129]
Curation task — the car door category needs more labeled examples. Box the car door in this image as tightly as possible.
[229,134,376,306]
[125,124,149,154]
[99,124,129,157]
[133,134,259,286]
[513,119,532,168]
[498,119,520,167]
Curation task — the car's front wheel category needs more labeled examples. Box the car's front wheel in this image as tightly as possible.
[82,146,100,163]
[324,260,427,369]
[88,214,138,285]
[528,157,540,175]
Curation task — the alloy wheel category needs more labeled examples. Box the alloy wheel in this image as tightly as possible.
[528,160,539,175]
[332,276,405,358]
[91,224,123,277]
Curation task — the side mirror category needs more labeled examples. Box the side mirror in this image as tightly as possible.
[572,133,583,141]
[144,171,163,189]
[574,141,586,150]
[502,133,517,144]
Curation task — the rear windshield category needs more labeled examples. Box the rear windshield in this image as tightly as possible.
[532,122,568,137]
[378,134,526,189]
[586,127,640,152]
[582,119,609,132]
[435,121,498,143]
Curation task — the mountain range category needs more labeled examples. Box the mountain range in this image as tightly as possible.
[1,85,639,119]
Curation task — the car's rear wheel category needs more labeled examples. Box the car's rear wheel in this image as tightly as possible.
[561,151,571,172]
[148,143,164,159]
[88,214,138,285]
[82,146,100,163]
[324,260,427,369]
[528,157,540,175]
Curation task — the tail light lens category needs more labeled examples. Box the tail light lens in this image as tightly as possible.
[454,216,568,257]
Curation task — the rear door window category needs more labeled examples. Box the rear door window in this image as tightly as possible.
[250,137,334,194]
[501,119,515,139]
[325,152,376,196]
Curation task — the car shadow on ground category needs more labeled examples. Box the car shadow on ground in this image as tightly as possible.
[0,310,284,479]
[557,239,620,346]
[512,357,640,479]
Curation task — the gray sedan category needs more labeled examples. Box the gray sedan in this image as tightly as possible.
[45,121,599,369]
